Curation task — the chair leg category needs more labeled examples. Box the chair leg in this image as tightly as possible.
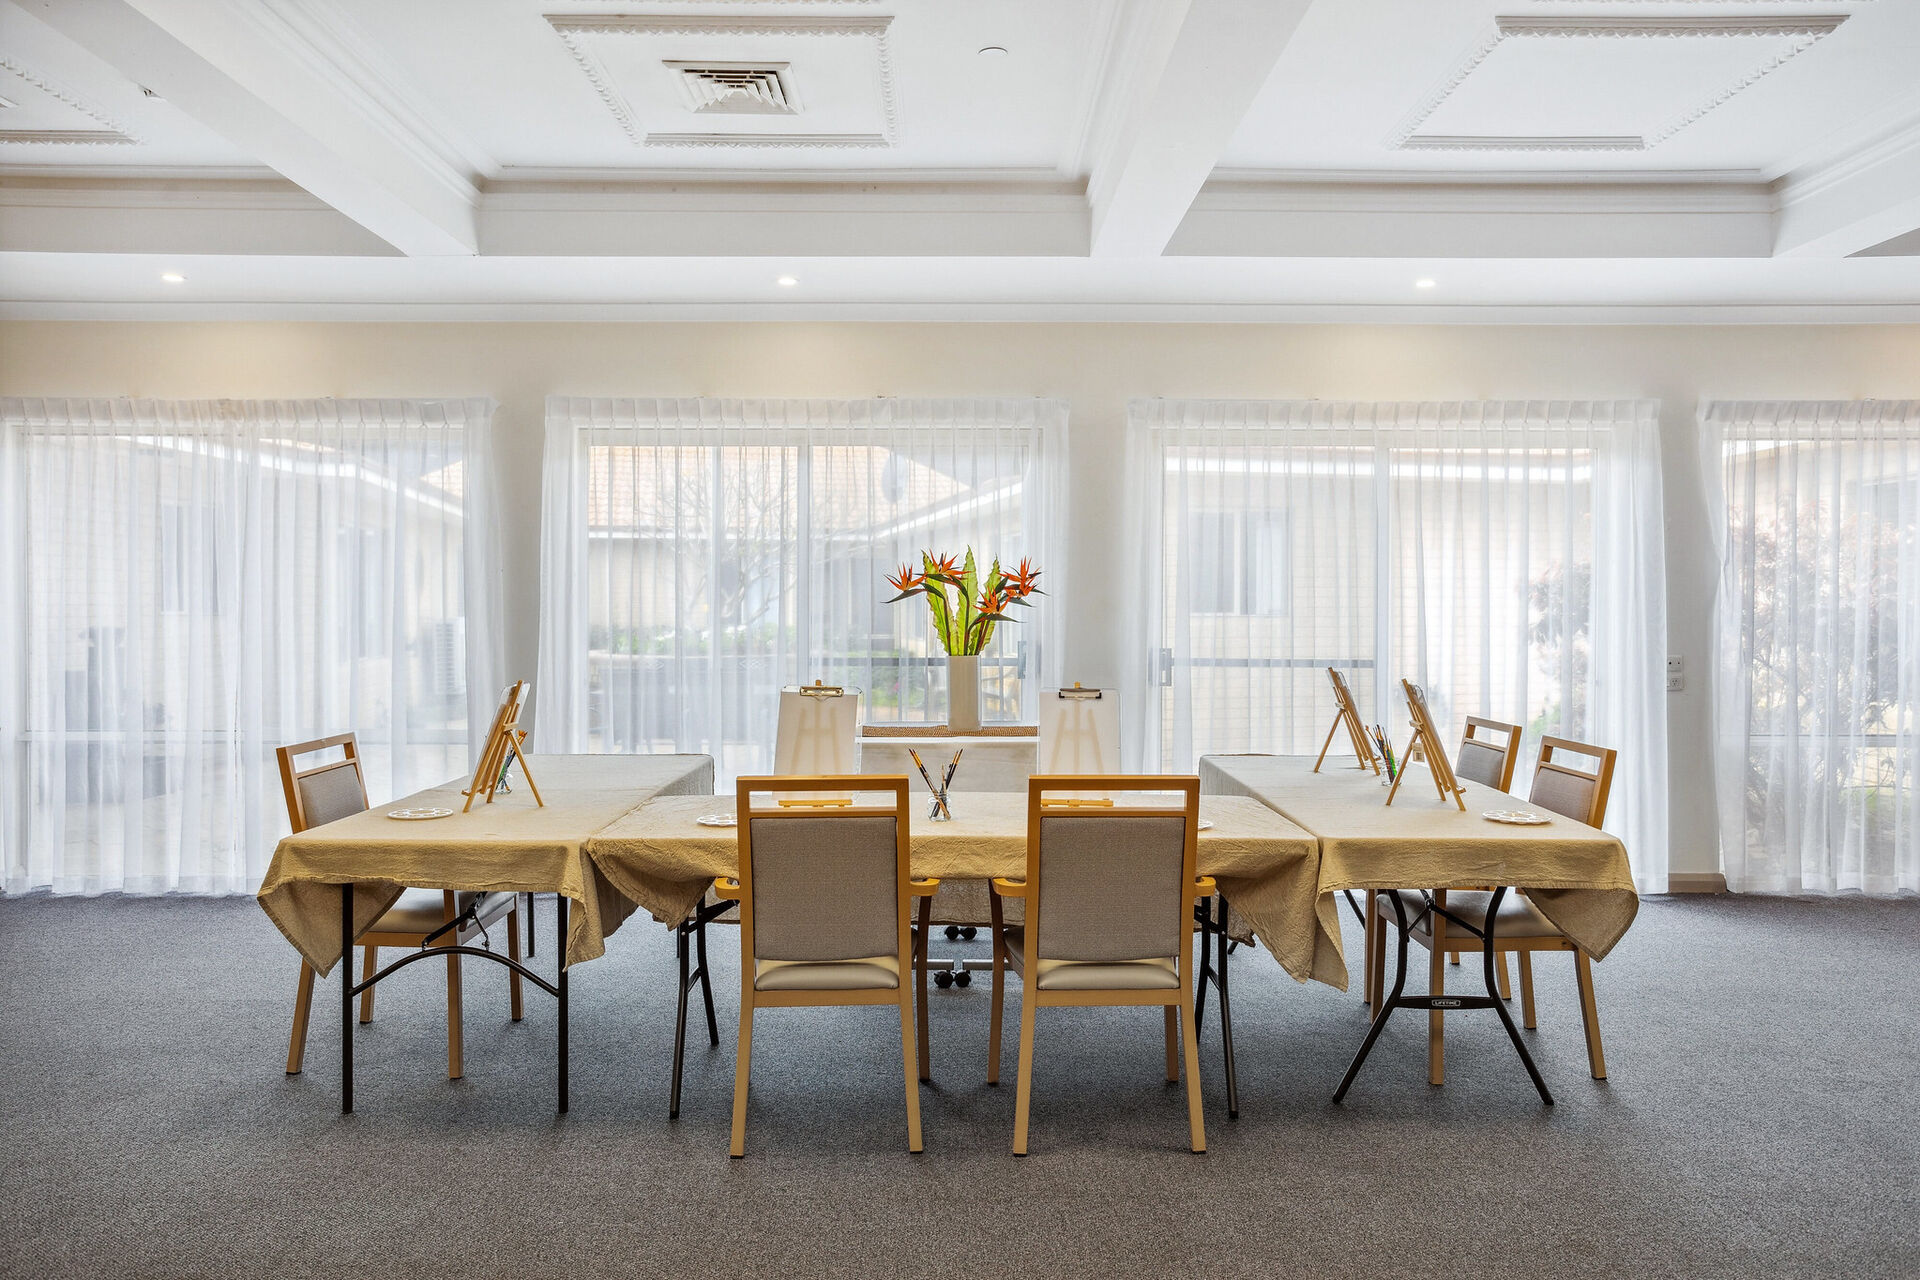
[1449,951,1461,967]
[1180,990,1206,1154]
[899,991,924,1154]
[1495,950,1512,1000]
[729,1003,754,1158]
[1164,1006,1179,1082]
[1574,950,1608,1079]
[287,961,316,1074]
[445,942,464,1081]
[359,945,378,1023]
[1518,951,1537,1029]
[506,908,524,1022]
[1012,991,1038,1156]
[987,901,1006,1086]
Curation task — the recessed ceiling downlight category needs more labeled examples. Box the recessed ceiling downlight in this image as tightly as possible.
[160,272,187,283]
[776,275,799,288]
[1415,278,1437,289]
[978,45,1009,58]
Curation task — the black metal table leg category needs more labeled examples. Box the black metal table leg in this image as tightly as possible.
[1194,901,1213,1034]
[670,918,691,1119]
[1334,888,1411,1102]
[525,892,536,958]
[696,916,719,1046]
[1481,889,1552,1106]
[1214,896,1238,1119]
[1334,888,1553,1105]
[341,881,354,1115]
[557,893,569,1115]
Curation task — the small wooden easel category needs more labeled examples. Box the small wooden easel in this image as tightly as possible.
[1384,678,1466,810]
[1313,666,1382,774]
[461,679,545,813]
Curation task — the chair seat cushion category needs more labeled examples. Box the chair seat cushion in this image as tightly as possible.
[1000,928,1180,991]
[754,956,900,992]
[1372,889,1564,941]
[373,888,516,936]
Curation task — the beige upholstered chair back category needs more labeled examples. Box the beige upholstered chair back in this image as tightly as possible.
[736,777,910,963]
[1026,776,1200,964]
[276,734,369,833]
[1455,716,1522,792]
[1527,735,1618,828]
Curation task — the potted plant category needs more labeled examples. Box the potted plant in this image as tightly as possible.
[886,549,1042,732]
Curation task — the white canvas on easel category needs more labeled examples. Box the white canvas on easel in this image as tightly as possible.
[1037,688,1120,775]
[773,685,861,775]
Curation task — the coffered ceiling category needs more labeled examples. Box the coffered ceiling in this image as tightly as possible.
[2,0,1919,320]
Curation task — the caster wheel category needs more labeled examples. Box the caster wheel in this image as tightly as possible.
[959,927,978,941]
[934,971,954,989]
[954,970,972,988]
[943,925,962,941]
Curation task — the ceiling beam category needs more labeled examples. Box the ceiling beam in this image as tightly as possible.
[1774,123,1920,258]
[23,0,478,256]
[1086,0,1313,259]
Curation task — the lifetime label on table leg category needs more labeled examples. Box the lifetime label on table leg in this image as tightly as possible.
[1432,998,1465,1009]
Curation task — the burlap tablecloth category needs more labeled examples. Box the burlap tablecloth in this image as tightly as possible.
[1199,754,1639,961]
[257,755,714,975]
[586,791,1345,986]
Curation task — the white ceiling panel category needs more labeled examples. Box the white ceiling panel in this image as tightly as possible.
[1219,0,1920,176]
[0,1,259,166]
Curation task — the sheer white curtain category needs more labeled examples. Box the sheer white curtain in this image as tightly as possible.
[1704,400,1919,894]
[1125,398,1668,891]
[536,397,1067,782]
[0,397,501,895]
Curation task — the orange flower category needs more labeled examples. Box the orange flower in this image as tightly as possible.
[926,551,962,578]
[1004,556,1043,599]
[886,563,925,594]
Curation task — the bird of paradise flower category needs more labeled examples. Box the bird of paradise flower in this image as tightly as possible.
[885,549,1043,656]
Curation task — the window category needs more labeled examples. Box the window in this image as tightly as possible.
[1708,400,1920,894]
[538,397,1067,782]
[1128,398,1667,890]
[0,397,498,895]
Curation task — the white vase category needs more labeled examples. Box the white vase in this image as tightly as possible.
[946,653,981,733]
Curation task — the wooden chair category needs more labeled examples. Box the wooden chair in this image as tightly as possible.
[1455,715,1523,791]
[1371,735,1619,1080]
[278,733,523,1080]
[715,775,937,1157]
[987,776,1213,1156]
[1364,715,1525,1006]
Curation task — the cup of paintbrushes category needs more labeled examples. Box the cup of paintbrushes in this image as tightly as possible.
[907,747,953,821]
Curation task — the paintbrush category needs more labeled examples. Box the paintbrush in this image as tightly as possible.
[907,747,949,818]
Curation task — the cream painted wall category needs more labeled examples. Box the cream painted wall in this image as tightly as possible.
[7,319,1920,877]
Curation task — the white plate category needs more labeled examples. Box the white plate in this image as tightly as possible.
[696,814,738,828]
[388,807,454,821]
[1483,810,1550,826]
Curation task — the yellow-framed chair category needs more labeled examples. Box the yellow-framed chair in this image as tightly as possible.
[277,733,522,1079]
[715,775,937,1157]
[988,775,1213,1156]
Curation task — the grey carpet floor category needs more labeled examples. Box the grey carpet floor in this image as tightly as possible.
[1,893,1916,1280]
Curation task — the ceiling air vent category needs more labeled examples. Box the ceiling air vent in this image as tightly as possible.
[665,62,796,116]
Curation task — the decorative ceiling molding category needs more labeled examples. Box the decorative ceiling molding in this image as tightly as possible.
[643,132,886,149]
[0,59,137,147]
[1390,15,1849,154]
[546,13,896,149]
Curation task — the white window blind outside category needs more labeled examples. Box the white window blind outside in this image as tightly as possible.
[0,398,501,895]
[535,397,1067,782]
[1124,399,1668,892]
[1704,400,1919,895]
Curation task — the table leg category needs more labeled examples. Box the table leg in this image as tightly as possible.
[1334,889,1411,1103]
[1429,888,1447,1087]
[1362,889,1378,1007]
[557,893,569,1115]
[1214,896,1238,1120]
[1483,889,1553,1106]
[340,882,353,1115]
